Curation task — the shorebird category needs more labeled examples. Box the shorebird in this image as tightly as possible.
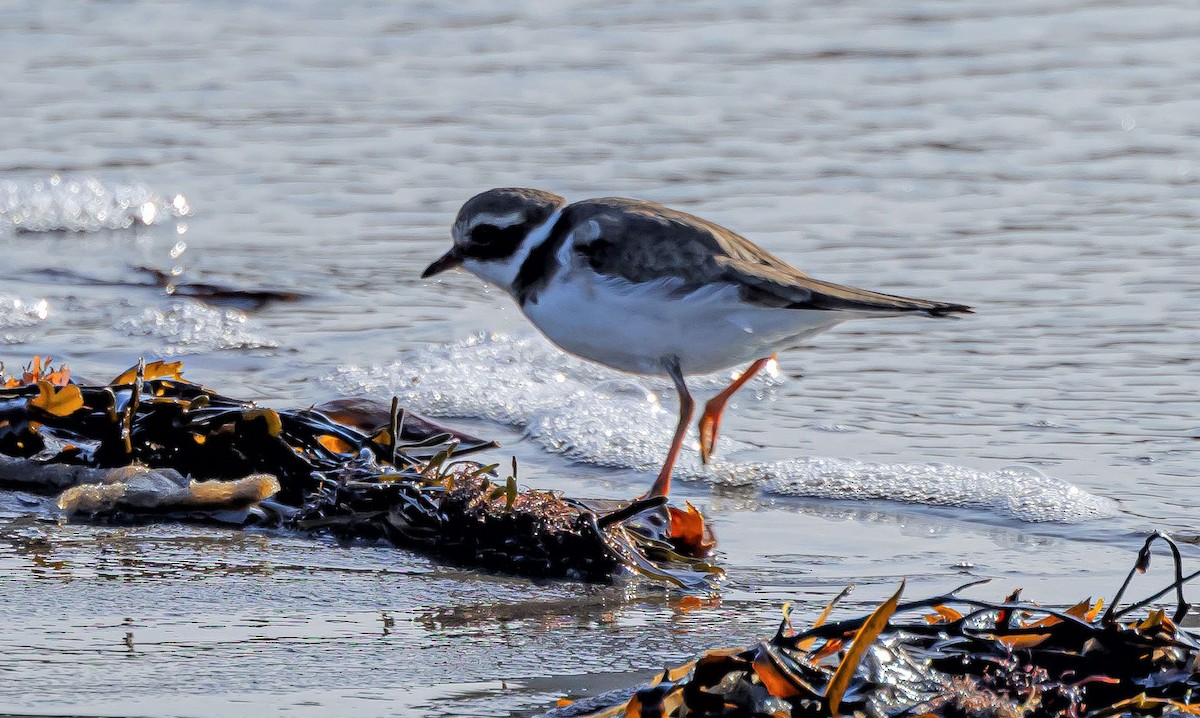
[423,188,971,498]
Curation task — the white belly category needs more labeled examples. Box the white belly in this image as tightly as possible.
[521,271,845,376]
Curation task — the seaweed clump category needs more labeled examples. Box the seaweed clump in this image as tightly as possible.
[0,356,720,588]
[551,533,1200,717]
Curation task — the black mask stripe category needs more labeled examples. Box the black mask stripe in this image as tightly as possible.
[460,223,531,261]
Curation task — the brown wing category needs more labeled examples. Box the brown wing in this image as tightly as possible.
[569,198,972,316]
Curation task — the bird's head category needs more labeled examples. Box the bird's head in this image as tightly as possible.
[422,188,566,290]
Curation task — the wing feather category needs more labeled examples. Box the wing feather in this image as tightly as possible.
[568,198,972,317]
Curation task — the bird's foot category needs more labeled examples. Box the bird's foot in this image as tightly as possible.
[698,413,720,464]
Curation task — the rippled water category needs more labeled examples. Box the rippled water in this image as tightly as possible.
[1,1,1198,715]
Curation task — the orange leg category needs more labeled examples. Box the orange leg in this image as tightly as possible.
[643,356,694,499]
[698,355,775,464]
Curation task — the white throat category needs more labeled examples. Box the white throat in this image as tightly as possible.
[461,209,563,295]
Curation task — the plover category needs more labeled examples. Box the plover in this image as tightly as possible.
[423,188,971,498]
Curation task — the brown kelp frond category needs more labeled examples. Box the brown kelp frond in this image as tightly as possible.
[0,356,721,587]
[0,355,72,388]
[554,532,1200,717]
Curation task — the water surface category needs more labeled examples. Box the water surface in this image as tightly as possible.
[1,0,1198,715]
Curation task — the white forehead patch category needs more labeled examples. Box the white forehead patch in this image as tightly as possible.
[466,210,524,232]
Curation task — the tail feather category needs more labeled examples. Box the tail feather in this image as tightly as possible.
[792,278,973,317]
[715,254,972,317]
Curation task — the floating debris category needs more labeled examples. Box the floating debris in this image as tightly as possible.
[34,266,305,311]
[58,467,279,516]
[0,356,720,587]
[137,265,306,311]
[549,532,1200,717]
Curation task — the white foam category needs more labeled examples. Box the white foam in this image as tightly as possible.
[0,295,50,344]
[723,460,1116,524]
[0,176,190,233]
[0,296,49,329]
[327,333,1118,524]
[114,301,278,355]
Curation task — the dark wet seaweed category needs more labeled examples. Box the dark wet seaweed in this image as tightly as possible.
[0,357,721,588]
[554,532,1200,717]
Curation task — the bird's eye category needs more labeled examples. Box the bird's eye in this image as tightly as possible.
[462,222,526,258]
[471,224,503,245]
